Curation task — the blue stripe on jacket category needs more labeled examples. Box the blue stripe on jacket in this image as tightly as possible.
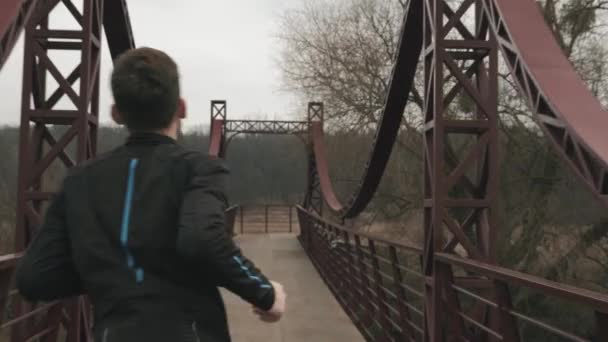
[120,158,144,283]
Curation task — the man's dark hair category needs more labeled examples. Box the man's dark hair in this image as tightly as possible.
[111,47,180,131]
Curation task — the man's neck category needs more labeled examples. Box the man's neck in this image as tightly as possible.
[128,120,180,140]
[156,128,177,140]
[160,120,180,140]
[129,129,177,141]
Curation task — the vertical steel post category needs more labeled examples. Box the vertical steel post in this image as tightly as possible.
[368,240,391,339]
[210,100,227,158]
[289,206,293,233]
[389,246,416,340]
[211,100,227,122]
[422,1,444,338]
[422,0,509,340]
[304,102,324,216]
[595,311,608,341]
[265,205,269,233]
[15,0,103,341]
[240,206,244,234]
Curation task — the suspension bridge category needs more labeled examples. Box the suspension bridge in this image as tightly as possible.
[1,0,608,341]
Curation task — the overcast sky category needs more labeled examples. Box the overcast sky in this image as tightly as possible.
[0,0,299,131]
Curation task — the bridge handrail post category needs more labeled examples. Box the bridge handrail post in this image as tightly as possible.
[265,206,269,233]
[595,311,608,341]
[389,246,415,340]
[240,206,245,234]
[289,207,293,233]
[354,235,373,328]
[368,240,392,340]
[341,230,355,313]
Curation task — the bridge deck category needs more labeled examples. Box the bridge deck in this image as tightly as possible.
[222,233,364,342]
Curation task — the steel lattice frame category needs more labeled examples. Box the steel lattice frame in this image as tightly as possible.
[423,1,517,341]
[304,102,324,216]
[12,0,103,340]
[211,99,227,122]
[208,100,323,214]
[484,0,608,206]
[225,120,308,135]
[210,100,228,158]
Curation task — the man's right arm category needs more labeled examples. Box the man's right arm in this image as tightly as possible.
[175,156,277,311]
[15,188,83,302]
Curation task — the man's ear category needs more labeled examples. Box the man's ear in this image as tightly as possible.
[177,98,187,119]
[111,105,125,125]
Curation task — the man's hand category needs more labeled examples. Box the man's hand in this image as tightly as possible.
[253,280,286,323]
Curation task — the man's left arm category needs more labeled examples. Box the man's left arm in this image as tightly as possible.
[16,189,83,302]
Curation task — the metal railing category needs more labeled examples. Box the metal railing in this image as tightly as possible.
[225,120,309,135]
[0,253,72,342]
[297,206,608,341]
[297,206,425,341]
[236,206,296,234]
[225,205,239,236]
[434,253,608,341]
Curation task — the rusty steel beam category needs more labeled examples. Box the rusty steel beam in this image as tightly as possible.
[208,100,227,158]
[436,252,608,340]
[304,103,324,216]
[211,99,227,122]
[10,1,103,341]
[422,0,514,341]
[208,119,224,158]
[483,0,608,208]
[309,121,341,213]
[0,0,39,71]
[436,252,608,313]
[225,120,308,135]
[306,0,423,219]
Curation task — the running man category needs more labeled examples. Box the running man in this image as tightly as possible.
[16,47,286,342]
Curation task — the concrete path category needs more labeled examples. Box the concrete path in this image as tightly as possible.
[222,234,364,342]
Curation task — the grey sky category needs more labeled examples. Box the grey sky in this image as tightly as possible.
[0,0,299,130]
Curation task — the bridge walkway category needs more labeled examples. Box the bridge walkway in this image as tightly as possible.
[222,233,364,342]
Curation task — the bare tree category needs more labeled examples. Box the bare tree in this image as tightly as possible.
[278,0,407,130]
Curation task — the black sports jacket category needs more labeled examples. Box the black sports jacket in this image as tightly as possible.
[16,132,275,342]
